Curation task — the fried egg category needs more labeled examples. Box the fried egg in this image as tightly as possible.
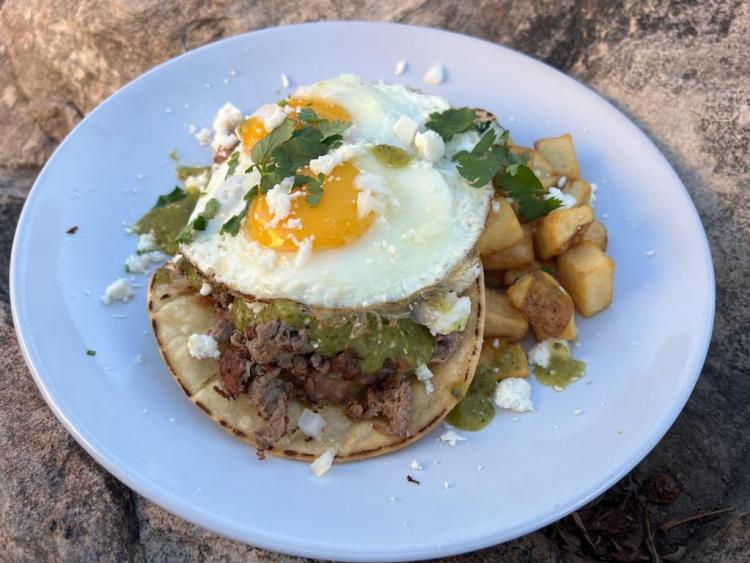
[181,74,492,308]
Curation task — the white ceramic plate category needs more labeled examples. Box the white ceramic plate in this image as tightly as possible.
[11,22,714,562]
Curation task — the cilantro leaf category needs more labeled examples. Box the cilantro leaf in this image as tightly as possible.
[155,186,185,208]
[220,187,258,236]
[317,120,350,140]
[453,129,507,188]
[174,198,218,243]
[296,107,350,140]
[225,151,240,178]
[494,165,562,221]
[425,107,476,141]
[295,173,326,207]
[297,107,319,122]
[251,118,295,164]
[204,198,220,219]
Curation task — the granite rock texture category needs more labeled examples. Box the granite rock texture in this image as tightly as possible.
[0,1,748,561]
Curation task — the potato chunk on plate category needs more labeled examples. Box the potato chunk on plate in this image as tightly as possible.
[534,205,594,260]
[563,179,592,206]
[479,339,529,379]
[484,288,528,341]
[535,134,580,179]
[557,241,615,317]
[506,271,574,338]
[477,197,524,257]
[581,220,608,251]
[482,224,534,270]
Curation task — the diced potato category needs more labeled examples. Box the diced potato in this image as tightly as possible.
[479,339,529,379]
[483,269,505,288]
[506,271,575,337]
[503,265,537,287]
[482,224,534,270]
[484,288,529,341]
[509,146,558,188]
[535,134,580,179]
[582,220,608,251]
[557,241,615,317]
[529,150,559,188]
[563,179,591,206]
[534,205,594,260]
[533,315,577,341]
[477,197,524,257]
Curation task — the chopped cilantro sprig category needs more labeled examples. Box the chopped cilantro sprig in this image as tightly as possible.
[432,110,563,221]
[220,111,351,236]
[175,198,221,243]
[154,186,186,208]
[425,107,477,141]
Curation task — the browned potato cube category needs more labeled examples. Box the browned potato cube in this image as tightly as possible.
[506,271,575,337]
[482,224,534,270]
[484,287,529,341]
[509,146,558,188]
[532,315,577,341]
[477,197,524,257]
[582,220,608,251]
[479,339,529,379]
[534,205,594,259]
[534,134,580,179]
[503,265,537,286]
[557,241,615,317]
[529,150,559,188]
[563,179,591,206]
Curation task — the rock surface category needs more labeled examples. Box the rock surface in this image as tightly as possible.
[0,1,748,561]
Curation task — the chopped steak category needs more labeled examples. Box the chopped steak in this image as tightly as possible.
[209,306,234,343]
[331,350,360,380]
[305,372,362,404]
[248,368,289,450]
[433,332,461,363]
[207,303,446,447]
[245,320,313,365]
[248,368,285,419]
[219,346,247,397]
[254,395,288,451]
[347,376,413,438]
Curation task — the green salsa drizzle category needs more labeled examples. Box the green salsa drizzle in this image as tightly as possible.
[175,258,204,290]
[232,299,435,374]
[136,190,199,254]
[534,342,586,389]
[371,144,412,168]
[446,366,497,431]
[152,266,173,286]
[176,165,211,181]
[481,341,525,379]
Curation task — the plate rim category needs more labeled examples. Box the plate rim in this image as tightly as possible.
[10,20,716,562]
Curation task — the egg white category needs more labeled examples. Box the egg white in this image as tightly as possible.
[180,75,492,308]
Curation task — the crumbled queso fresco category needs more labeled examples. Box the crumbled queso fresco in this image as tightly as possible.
[187,334,220,359]
[101,278,135,304]
[494,378,534,413]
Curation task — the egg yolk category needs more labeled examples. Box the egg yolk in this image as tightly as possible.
[247,161,374,251]
[286,97,351,122]
[237,97,351,154]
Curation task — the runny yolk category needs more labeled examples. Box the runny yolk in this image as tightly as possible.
[236,116,267,154]
[236,97,351,154]
[247,161,374,251]
[286,97,351,122]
